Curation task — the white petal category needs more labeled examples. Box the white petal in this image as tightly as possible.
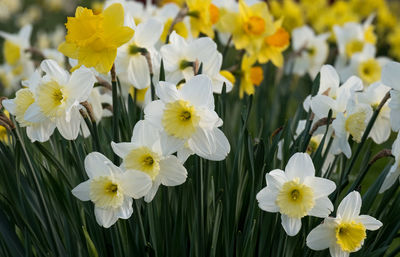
[308,197,334,218]
[159,155,187,186]
[111,142,137,158]
[177,146,193,163]
[329,244,349,257]
[131,120,161,149]
[144,179,161,203]
[319,65,339,94]
[94,207,119,228]
[266,169,287,190]
[135,19,163,48]
[200,128,230,161]
[188,128,216,159]
[337,191,362,221]
[379,164,400,193]
[160,132,184,156]
[2,99,16,114]
[306,222,335,251]
[24,103,47,123]
[40,59,69,85]
[127,55,150,89]
[67,66,96,102]
[56,108,81,140]
[71,180,91,201]
[285,153,315,181]
[281,215,302,236]
[116,197,133,219]
[144,100,165,129]
[310,95,336,119]
[179,75,214,109]
[155,81,180,103]
[382,61,400,91]
[26,121,56,143]
[355,215,382,231]
[118,170,152,198]
[304,177,336,198]
[84,152,115,179]
[256,187,279,212]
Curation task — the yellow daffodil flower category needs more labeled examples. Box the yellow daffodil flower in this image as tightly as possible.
[239,55,264,98]
[186,0,219,38]
[58,3,134,74]
[257,18,290,67]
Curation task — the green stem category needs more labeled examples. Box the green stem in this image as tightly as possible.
[111,64,119,164]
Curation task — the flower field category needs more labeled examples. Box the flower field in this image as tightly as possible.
[0,0,400,256]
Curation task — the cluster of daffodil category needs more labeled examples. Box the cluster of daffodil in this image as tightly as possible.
[0,0,400,256]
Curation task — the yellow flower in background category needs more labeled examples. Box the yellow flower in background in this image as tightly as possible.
[0,110,10,144]
[220,0,273,55]
[350,0,385,18]
[376,3,397,34]
[270,0,304,32]
[160,18,188,42]
[311,1,359,34]
[299,0,327,26]
[58,3,134,74]
[186,0,218,38]
[388,25,400,61]
[257,18,290,67]
[239,55,264,98]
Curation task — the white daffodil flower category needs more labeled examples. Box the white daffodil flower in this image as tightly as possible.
[307,65,363,120]
[381,61,400,131]
[2,70,56,142]
[331,101,372,158]
[116,18,163,92]
[72,152,152,228]
[357,82,391,144]
[0,24,34,84]
[144,74,230,161]
[307,191,382,257]
[339,44,390,86]
[256,153,336,236]
[379,133,400,193]
[160,31,233,94]
[112,120,187,202]
[22,59,96,141]
[333,15,376,61]
[289,26,329,79]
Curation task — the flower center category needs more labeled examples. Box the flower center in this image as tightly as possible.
[162,100,200,139]
[345,39,364,58]
[3,40,21,66]
[345,110,367,143]
[209,3,219,25]
[276,178,315,218]
[250,66,264,86]
[124,147,160,180]
[90,176,123,208]
[37,81,68,119]
[264,27,290,48]
[358,59,381,84]
[14,89,35,127]
[335,221,366,252]
[243,16,265,36]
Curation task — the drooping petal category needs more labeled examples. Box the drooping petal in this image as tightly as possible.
[188,127,217,159]
[319,65,340,95]
[266,169,287,190]
[111,142,137,158]
[144,100,165,129]
[144,179,162,203]
[306,222,335,251]
[94,206,119,228]
[116,197,133,219]
[308,197,334,218]
[26,121,56,143]
[118,170,152,199]
[382,61,400,91]
[127,55,150,89]
[159,155,187,186]
[281,215,302,236]
[56,108,81,140]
